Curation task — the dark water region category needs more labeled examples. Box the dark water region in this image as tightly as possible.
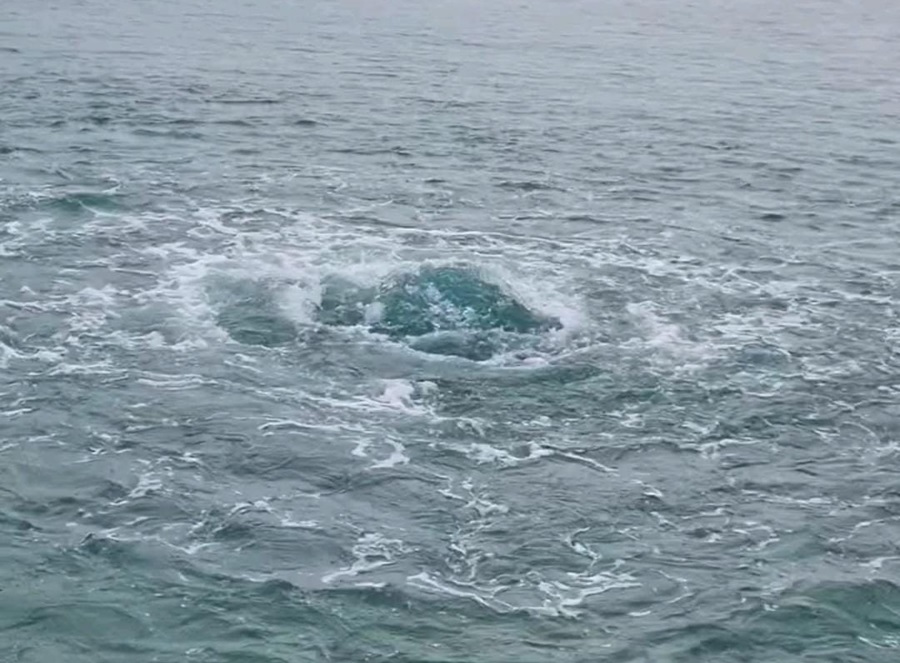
[1,0,900,660]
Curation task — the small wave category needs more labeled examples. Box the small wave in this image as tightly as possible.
[496,179,564,192]
[39,191,125,215]
[208,276,301,347]
[132,127,204,140]
[212,97,283,105]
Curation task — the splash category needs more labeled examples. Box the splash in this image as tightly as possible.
[316,264,562,360]
[367,265,559,338]
[207,263,564,359]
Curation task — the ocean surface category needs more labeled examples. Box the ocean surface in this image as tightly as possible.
[2,0,900,660]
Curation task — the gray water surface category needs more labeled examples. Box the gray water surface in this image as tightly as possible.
[2,0,900,660]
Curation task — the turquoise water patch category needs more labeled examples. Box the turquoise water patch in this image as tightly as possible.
[370,265,560,337]
[315,265,561,359]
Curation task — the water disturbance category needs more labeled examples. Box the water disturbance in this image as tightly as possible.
[1,0,899,661]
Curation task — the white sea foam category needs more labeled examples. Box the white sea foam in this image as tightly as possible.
[118,206,597,370]
[370,437,410,469]
[407,564,641,619]
[376,379,417,409]
[322,532,408,584]
[66,285,122,336]
[407,571,511,612]
[624,300,718,368]
[534,569,642,618]
[0,340,20,368]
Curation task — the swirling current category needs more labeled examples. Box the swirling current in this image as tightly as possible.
[1,0,900,661]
